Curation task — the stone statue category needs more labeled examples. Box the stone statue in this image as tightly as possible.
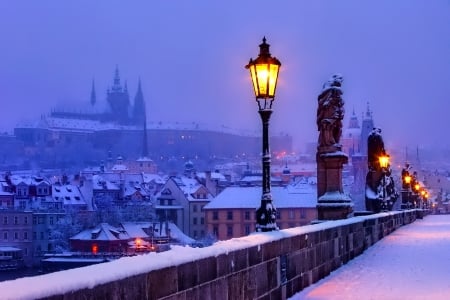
[367,128,386,171]
[317,74,345,148]
[365,127,399,212]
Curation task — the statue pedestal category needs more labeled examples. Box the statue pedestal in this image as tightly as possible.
[316,149,353,220]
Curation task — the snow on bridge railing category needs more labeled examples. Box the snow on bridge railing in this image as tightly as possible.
[0,211,415,300]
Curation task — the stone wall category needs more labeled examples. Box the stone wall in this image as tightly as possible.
[5,210,420,300]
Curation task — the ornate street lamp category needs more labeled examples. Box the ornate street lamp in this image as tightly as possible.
[245,37,281,232]
[378,154,390,209]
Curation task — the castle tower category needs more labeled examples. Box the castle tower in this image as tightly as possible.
[90,79,96,107]
[359,102,375,157]
[133,78,146,126]
[107,66,131,124]
[341,108,361,157]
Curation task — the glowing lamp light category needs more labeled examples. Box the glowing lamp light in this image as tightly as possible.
[246,37,281,102]
[135,238,142,248]
[92,244,98,255]
[404,175,412,184]
[414,184,420,191]
[379,155,390,169]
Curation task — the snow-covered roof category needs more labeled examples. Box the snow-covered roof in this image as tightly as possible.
[239,176,282,183]
[142,173,166,184]
[9,174,51,186]
[111,164,128,171]
[71,223,127,241]
[52,184,86,206]
[204,185,317,209]
[16,116,262,137]
[92,175,120,191]
[196,172,227,182]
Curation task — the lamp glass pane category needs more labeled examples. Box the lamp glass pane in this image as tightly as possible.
[249,65,259,96]
[268,64,280,97]
[255,64,269,96]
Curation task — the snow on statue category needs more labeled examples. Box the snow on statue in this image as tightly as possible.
[317,73,345,148]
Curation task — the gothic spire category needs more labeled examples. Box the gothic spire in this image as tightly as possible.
[365,101,372,119]
[133,77,146,125]
[90,79,96,106]
[112,65,122,92]
[142,118,149,158]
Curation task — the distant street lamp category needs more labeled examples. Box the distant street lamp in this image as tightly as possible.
[245,37,281,232]
[401,164,413,209]
[378,154,390,209]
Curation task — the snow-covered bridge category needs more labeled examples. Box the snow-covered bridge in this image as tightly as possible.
[292,214,450,300]
[1,210,426,299]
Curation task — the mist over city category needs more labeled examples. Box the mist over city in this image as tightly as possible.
[1,1,449,153]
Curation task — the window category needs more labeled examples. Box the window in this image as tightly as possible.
[50,217,54,225]
[33,232,37,240]
[227,211,233,220]
[200,217,204,225]
[24,248,28,256]
[213,226,218,237]
[24,232,28,240]
[33,216,37,225]
[14,232,18,240]
[300,209,306,219]
[244,211,250,220]
[227,226,233,237]
[245,225,251,235]
[276,211,281,219]
[213,211,218,220]
[24,217,28,225]
[14,216,18,225]
[193,217,197,225]
[193,205,197,212]
[193,230,197,238]
[289,210,295,219]
[38,217,44,224]
[3,216,7,225]
[3,232,7,240]
[40,232,44,240]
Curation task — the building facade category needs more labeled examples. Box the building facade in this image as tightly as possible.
[204,184,318,240]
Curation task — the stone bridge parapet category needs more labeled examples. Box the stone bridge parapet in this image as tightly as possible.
[2,210,422,300]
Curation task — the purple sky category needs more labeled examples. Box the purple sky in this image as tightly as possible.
[1,1,449,151]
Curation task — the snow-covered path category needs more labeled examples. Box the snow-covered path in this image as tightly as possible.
[291,214,450,300]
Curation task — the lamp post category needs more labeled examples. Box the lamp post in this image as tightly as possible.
[413,183,421,208]
[379,154,390,210]
[245,37,281,232]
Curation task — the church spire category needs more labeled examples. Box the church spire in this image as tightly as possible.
[142,118,149,158]
[90,79,96,106]
[112,65,122,92]
[348,107,360,129]
[133,77,146,125]
[364,101,372,120]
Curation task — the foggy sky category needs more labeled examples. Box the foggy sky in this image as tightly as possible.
[1,0,449,152]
